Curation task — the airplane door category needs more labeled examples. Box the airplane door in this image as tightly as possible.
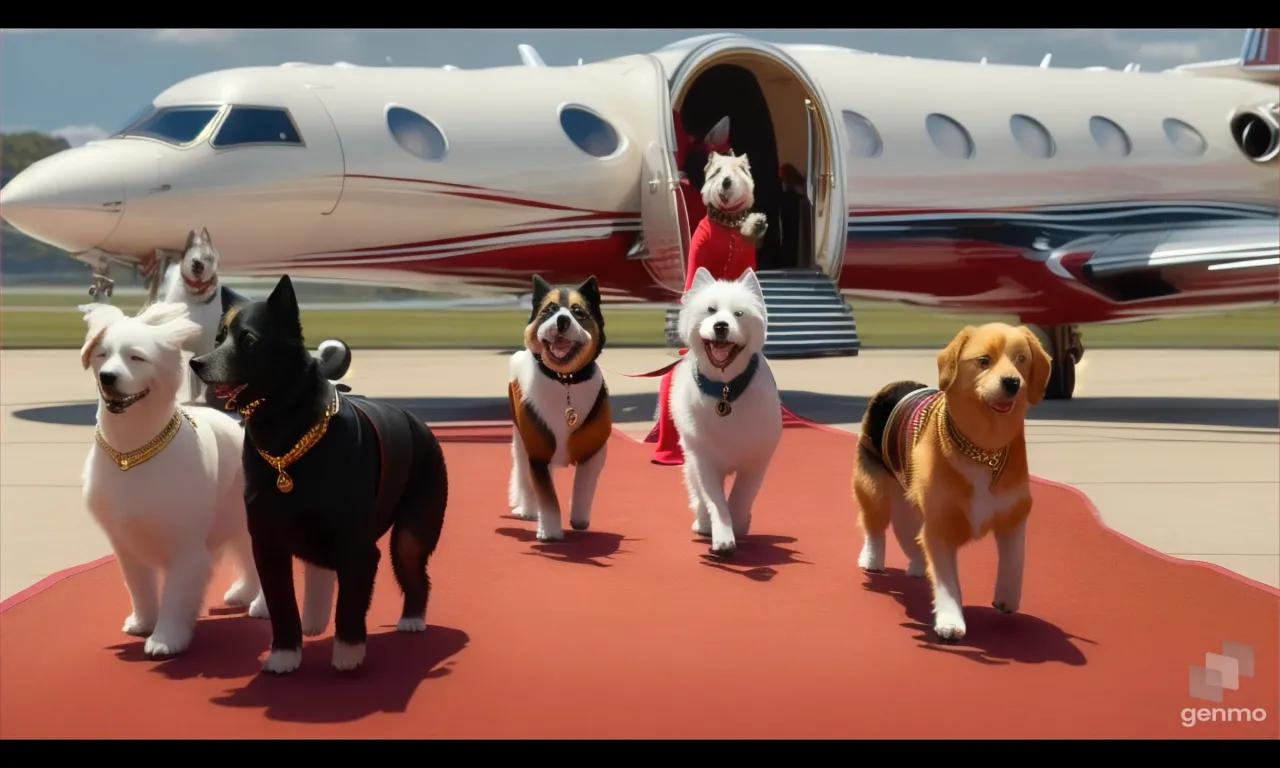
[634,55,689,295]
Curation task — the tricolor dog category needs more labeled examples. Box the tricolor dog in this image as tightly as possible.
[670,267,782,558]
[80,301,265,658]
[852,323,1051,642]
[508,275,611,543]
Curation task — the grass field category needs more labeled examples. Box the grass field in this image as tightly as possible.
[0,294,1275,350]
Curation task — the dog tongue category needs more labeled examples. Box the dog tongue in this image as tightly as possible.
[710,343,732,364]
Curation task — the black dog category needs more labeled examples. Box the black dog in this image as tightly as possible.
[190,275,448,674]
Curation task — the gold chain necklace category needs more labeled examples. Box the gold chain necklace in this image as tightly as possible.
[95,408,197,471]
[250,388,340,494]
[938,406,1010,488]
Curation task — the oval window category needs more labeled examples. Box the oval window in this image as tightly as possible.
[925,113,974,159]
[1163,118,1207,156]
[1089,116,1131,158]
[842,110,883,158]
[386,106,448,161]
[1010,114,1055,159]
[559,105,620,158]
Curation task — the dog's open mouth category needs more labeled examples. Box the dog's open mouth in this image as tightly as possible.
[99,386,150,414]
[704,340,743,369]
[541,336,583,365]
[213,383,246,404]
[988,399,1016,415]
[717,193,744,212]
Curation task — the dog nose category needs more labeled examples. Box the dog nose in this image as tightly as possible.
[98,371,118,388]
[1000,376,1021,396]
[191,260,204,275]
[713,321,729,339]
[555,314,570,333]
[720,176,732,190]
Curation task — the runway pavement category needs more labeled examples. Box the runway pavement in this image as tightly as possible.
[2,347,1276,599]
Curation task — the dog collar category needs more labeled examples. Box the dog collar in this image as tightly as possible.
[938,405,1010,488]
[706,207,750,229]
[183,274,218,301]
[533,356,598,385]
[96,408,196,471]
[248,386,341,494]
[693,353,760,417]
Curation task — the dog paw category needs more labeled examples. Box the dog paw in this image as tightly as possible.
[223,579,256,607]
[933,617,967,644]
[512,507,537,521]
[122,613,155,636]
[262,648,302,675]
[570,519,590,531]
[740,213,767,241]
[905,559,927,578]
[536,526,564,543]
[144,628,192,657]
[691,516,711,537]
[332,641,367,671]
[301,618,329,637]
[857,546,885,573]
[396,617,427,633]
[248,595,270,620]
[992,600,1018,615]
[709,539,737,559]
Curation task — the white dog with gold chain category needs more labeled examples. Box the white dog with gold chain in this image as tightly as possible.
[80,301,265,658]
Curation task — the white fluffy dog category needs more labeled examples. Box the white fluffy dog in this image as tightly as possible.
[161,228,228,404]
[670,267,782,557]
[80,301,266,657]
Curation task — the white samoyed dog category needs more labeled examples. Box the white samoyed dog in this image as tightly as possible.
[670,267,783,557]
[80,301,266,657]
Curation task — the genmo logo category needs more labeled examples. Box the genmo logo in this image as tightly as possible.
[1180,706,1268,728]
[1182,640,1267,728]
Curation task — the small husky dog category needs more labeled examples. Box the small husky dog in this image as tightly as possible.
[162,228,353,405]
[190,275,449,674]
[508,275,611,543]
[80,301,265,658]
[700,151,768,246]
[670,267,782,557]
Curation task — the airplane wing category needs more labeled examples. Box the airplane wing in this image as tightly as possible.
[1171,28,1279,84]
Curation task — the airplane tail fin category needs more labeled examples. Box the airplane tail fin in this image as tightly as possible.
[1173,29,1278,84]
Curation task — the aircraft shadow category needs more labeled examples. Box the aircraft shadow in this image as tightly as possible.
[16,391,1277,431]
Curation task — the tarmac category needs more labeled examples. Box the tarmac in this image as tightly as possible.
[2,347,1277,599]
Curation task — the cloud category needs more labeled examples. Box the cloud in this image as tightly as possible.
[144,29,246,45]
[50,124,108,146]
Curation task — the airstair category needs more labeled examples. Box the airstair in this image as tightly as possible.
[664,268,861,359]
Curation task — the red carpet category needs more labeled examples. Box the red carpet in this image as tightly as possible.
[2,424,1276,739]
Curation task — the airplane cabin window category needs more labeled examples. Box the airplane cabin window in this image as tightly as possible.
[1010,114,1055,159]
[386,106,448,161]
[559,105,621,158]
[925,113,974,159]
[119,106,221,146]
[213,107,303,148]
[1163,118,1207,156]
[842,111,883,158]
[1089,116,1131,158]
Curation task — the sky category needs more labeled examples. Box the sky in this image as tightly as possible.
[0,28,1246,146]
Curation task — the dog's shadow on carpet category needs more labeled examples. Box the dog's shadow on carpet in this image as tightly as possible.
[862,568,1095,666]
[110,616,470,723]
[494,524,633,567]
[698,534,813,583]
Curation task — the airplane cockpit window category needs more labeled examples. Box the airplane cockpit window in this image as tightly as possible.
[1089,116,1131,158]
[842,111,883,158]
[1010,114,1055,159]
[559,105,621,158]
[213,107,304,148]
[925,113,974,159]
[117,106,221,146]
[386,106,448,161]
[1162,118,1207,156]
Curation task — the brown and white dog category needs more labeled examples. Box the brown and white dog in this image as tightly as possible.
[507,275,611,542]
[851,323,1050,642]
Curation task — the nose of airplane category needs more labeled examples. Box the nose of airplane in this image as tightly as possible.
[0,144,125,253]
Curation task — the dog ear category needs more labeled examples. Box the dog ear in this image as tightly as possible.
[79,303,125,370]
[137,302,202,349]
[184,229,198,253]
[530,274,552,307]
[736,268,764,300]
[936,326,976,392]
[704,116,730,150]
[267,274,300,319]
[576,275,601,307]
[200,227,212,245]
[703,152,720,174]
[684,267,716,302]
[1019,326,1053,405]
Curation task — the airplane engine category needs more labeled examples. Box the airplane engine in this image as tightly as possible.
[1229,103,1279,163]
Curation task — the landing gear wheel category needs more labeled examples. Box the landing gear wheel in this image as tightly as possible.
[88,257,115,304]
[1031,324,1083,401]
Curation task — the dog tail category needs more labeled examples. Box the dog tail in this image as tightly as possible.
[313,339,353,381]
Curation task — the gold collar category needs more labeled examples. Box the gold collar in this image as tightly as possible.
[95,408,197,471]
[938,406,1010,488]
[249,387,341,494]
